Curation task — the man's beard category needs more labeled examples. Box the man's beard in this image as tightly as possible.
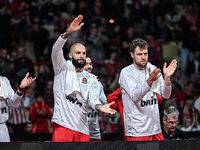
[134,60,147,68]
[72,57,86,68]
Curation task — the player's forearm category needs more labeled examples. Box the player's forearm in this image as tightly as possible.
[164,76,171,86]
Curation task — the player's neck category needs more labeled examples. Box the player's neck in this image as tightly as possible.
[75,67,83,72]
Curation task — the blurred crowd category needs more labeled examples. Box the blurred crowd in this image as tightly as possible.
[1,0,200,136]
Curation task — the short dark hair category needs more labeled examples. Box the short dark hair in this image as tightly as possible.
[185,95,194,101]
[130,38,148,53]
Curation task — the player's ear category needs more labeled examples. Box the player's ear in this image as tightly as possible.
[130,52,134,59]
[69,52,72,59]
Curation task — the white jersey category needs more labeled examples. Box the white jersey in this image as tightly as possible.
[88,82,107,139]
[119,63,171,137]
[51,36,102,135]
[0,77,23,142]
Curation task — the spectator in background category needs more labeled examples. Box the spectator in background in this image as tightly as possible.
[43,80,54,109]
[181,116,200,132]
[14,46,35,82]
[40,0,57,25]
[29,22,50,62]
[182,81,198,102]
[0,48,15,77]
[110,24,122,57]
[24,122,33,133]
[10,50,18,63]
[146,31,162,64]
[87,24,109,62]
[29,92,53,133]
[171,68,185,92]
[121,26,138,62]
[179,95,200,125]
[45,30,61,62]
[185,50,200,83]
[0,1,12,49]
[162,106,188,140]
[100,112,117,134]
[10,0,29,43]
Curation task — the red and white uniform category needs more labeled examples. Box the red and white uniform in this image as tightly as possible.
[119,62,171,138]
[9,100,26,125]
[0,77,23,142]
[51,36,101,137]
[88,82,107,140]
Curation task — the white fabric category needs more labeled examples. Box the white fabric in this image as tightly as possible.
[51,36,102,135]
[88,82,107,139]
[119,62,171,137]
[0,123,10,142]
[145,63,161,96]
[65,60,80,96]
[0,76,8,99]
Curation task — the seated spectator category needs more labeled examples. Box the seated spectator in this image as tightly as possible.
[14,46,35,82]
[100,112,117,133]
[29,92,53,133]
[181,116,200,132]
[162,106,188,140]
[43,80,54,109]
[24,122,33,133]
[0,48,15,77]
[179,95,200,125]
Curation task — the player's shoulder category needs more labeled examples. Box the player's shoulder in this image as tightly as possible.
[0,76,9,82]
[121,64,134,74]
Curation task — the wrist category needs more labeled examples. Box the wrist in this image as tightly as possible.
[95,104,103,110]
[61,29,71,39]
[18,87,24,93]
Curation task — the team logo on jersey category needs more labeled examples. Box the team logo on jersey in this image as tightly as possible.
[82,77,87,84]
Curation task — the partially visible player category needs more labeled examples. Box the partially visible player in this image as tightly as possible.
[107,88,163,141]
[84,57,107,141]
[0,72,36,142]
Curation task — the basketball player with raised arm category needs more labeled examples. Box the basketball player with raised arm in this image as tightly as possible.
[51,15,116,142]
[0,72,36,142]
[119,38,177,141]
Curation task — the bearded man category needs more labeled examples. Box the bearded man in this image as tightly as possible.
[51,15,116,142]
[119,38,177,141]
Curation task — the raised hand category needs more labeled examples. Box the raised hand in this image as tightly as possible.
[68,15,84,34]
[163,59,177,78]
[20,72,36,89]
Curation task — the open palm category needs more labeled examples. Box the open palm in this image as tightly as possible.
[68,15,84,33]
[163,59,177,78]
